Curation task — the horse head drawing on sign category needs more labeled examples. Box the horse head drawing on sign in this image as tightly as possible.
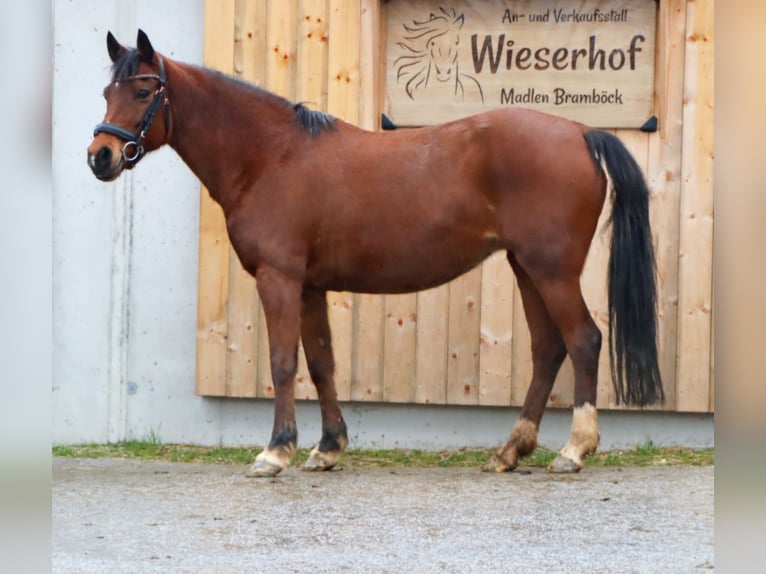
[395,6,485,103]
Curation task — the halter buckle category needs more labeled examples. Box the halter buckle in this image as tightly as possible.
[121,141,144,163]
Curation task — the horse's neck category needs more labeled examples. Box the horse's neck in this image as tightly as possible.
[165,61,291,212]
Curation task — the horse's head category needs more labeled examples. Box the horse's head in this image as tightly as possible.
[87,30,171,181]
[397,7,465,88]
[426,27,461,82]
[425,9,464,84]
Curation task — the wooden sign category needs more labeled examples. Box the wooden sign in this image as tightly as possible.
[385,0,657,128]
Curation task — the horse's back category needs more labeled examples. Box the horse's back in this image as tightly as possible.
[354,107,605,244]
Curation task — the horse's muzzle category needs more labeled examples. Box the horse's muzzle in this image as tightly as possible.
[87,144,124,181]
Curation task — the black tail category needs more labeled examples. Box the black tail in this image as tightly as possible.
[584,130,664,406]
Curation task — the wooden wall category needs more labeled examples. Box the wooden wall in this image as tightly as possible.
[196,0,714,413]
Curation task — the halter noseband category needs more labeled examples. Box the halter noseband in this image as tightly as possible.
[93,57,170,168]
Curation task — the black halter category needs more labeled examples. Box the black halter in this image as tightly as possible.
[93,57,170,168]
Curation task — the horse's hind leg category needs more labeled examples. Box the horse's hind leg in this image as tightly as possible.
[532,275,602,473]
[300,288,348,471]
[483,254,568,472]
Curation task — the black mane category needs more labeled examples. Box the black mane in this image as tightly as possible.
[215,71,337,136]
[293,103,336,137]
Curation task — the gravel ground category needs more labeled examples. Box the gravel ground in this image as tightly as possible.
[52,457,714,573]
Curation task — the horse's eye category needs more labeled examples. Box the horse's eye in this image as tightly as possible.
[136,89,151,100]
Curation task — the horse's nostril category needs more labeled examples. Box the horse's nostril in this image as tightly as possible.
[96,146,112,166]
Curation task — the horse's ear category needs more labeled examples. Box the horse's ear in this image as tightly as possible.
[455,14,465,28]
[136,29,155,63]
[106,31,125,63]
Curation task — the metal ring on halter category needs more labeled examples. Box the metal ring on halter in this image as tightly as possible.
[122,141,144,163]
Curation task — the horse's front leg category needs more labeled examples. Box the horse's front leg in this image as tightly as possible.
[246,267,303,478]
[300,288,348,471]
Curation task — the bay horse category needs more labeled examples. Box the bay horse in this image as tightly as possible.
[88,30,663,478]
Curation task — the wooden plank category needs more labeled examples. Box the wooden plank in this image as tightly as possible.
[351,294,384,401]
[646,0,688,411]
[358,0,383,131]
[383,294,418,402]
[446,267,482,405]
[237,0,268,85]
[415,286,449,404]
[266,0,298,99]
[351,0,386,403]
[325,0,361,401]
[196,0,237,396]
[509,273,530,407]
[549,359,575,408]
[297,0,329,110]
[676,0,714,412]
[223,0,268,398]
[196,196,231,397]
[327,0,360,119]
[325,294,353,401]
[709,289,714,412]
[224,257,258,398]
[256,302,274,398]
[478,251,514,406]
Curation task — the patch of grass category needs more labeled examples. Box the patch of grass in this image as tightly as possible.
[144,429,162,445]
[521,448,558,467]
[52,443,255,465]
[600,452,624,467]
[52,442,713,468]
[585,444,714,467]
[634,438,662,459]
[51,445,77,457]
[349,448,496,468]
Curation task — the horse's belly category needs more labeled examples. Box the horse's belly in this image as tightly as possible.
[303,176,502,293]
[306,236,498,294]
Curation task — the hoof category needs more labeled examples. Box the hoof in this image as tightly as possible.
[245,450,287,478]
[245,459,284,478]
[481,455,517,473]
[547,455,583,474]
[302,445,341,472]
